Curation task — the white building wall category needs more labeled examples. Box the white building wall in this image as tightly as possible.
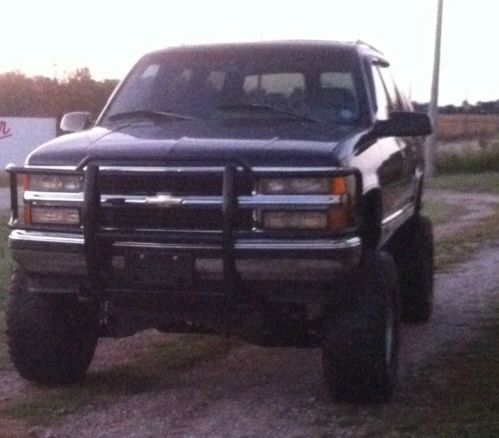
[0,117,57,168]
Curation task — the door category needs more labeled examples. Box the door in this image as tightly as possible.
[371,63,414,218]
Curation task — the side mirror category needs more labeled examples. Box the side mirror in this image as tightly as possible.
[372,112,432,138]
[60,112,92,133]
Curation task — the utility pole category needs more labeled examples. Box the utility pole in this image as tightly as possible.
[425,0,444,177]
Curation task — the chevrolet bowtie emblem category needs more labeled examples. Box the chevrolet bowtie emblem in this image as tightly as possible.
[145,194,183,207]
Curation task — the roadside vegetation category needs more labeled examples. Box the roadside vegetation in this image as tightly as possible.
[433,205,499,271]
[435,134,499,175]
[427,171,499,193]
[436,148,499,175]
[0,173,9,189]
[408,312,499,437]
[0,216,12,370]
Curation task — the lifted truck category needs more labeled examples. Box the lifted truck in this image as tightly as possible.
[6,41,433,403]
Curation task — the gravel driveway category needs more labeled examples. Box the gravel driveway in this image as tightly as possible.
[1,189,499,437]
[42,244,499,438]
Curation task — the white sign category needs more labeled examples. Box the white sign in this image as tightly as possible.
[0,117,57,168]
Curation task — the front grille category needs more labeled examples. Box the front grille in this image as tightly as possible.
[99,169,253,231]
[100,206,252,231]
[99,173,251,196]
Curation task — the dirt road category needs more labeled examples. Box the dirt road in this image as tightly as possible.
[2,189,499,437]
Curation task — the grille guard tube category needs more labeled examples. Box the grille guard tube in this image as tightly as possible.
[7,160,363,300]
[222,164,240,297]
[82,163,102,294]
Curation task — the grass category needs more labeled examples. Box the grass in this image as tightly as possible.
[0,216,12,370]
[422,199,460,226]
[427,172,499,193]
[0,172,10,188]
[336,300,499,437]
[2,334,234,425]
[431,205,499,271]
[0,217,11,306]
[423,175,499,272]
[435,141,499,175]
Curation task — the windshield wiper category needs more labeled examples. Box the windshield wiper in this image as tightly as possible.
[107,110,195,122]
[217,103,321,123]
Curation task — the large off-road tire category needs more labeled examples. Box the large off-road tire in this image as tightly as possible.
[321,251,400,403]
[6,270,99,385]
[392,215,434,323]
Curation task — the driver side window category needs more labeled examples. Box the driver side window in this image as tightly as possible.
[372,65,403,120]
[372,66,391,120]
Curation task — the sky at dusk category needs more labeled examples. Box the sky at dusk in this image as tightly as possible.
[0,0,497,105]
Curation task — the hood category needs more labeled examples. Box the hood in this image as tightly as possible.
[27,120,361,167]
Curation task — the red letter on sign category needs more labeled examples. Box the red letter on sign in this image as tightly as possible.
[0,121,12,139]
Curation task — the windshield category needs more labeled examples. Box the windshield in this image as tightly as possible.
[100,45,366,126]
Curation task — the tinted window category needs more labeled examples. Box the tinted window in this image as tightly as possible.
[103,46,365,125]
[320,72,358,123]
[243,73,305,97]
[378,67,402,111]
[372,66,391,120]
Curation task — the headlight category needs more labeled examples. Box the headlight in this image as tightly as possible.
[22,173,83,226]
[263,211,328,229]
[30,206,80,225]
[255,175,357,231]
[257,177,330,195]
[26,174,83,192]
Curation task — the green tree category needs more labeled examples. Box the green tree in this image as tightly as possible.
[0,68,118,118]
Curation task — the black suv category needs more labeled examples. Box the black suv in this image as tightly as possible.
[6,41,433,403]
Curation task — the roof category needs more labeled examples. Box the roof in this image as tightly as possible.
[148,39,375,56]
[143,40,389,67]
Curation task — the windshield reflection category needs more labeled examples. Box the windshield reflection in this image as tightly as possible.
[101,45,365,126]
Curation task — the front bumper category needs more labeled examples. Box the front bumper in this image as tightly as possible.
[10,230,362,300]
